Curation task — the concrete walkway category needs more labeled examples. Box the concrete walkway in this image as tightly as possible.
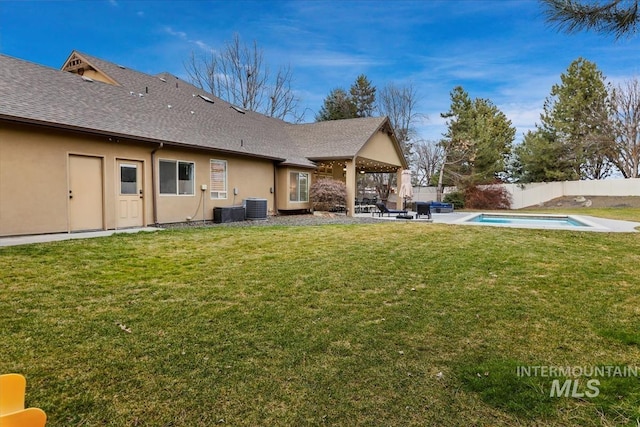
[0,227,163,247]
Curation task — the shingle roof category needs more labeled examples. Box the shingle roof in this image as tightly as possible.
[284,116,390,159]
[0,51,403,169]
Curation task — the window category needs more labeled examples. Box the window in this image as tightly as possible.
[159,160,194,195]
[120,164,137,195]
[210,160,227,199]
[289,172,309,202]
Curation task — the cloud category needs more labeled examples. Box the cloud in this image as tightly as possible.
[292,51,385,68]
[164,26,187,40]
[163,26,213,52]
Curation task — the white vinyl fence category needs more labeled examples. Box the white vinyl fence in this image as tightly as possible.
[412,178,640,210]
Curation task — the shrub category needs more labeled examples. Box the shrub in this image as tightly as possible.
[444,191,465,209]
[464,184,512,210]
[309,179,347,212]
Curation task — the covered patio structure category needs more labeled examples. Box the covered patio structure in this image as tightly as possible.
[287,116,408,216]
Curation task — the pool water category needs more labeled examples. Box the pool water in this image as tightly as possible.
[465,213,591,227]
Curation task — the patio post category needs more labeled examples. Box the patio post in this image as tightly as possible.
[397,169,403,209]
[345,159,356,217]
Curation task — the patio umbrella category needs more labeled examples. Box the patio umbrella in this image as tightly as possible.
[398,169,414,209]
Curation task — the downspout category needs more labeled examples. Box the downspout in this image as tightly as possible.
[150,142,163,225]
[272,161,278,216]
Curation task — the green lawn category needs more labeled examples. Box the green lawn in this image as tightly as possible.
[1,221,640,426]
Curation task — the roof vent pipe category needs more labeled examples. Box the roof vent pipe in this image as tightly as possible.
[145,86,148,94]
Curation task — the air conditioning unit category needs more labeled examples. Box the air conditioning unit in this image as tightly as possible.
[244,198,268,220]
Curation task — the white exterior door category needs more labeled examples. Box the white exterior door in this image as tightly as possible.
[117,160,144,228]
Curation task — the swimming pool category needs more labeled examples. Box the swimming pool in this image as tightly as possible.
[460,213,596,229]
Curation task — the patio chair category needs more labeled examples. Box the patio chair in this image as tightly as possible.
[0,374,25,415]
[0,374,47,427]
[0,408,47,427]
[374,202,408,217]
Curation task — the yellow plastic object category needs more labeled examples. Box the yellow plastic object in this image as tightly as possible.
[0,408,47,427]
[0,374,26,415]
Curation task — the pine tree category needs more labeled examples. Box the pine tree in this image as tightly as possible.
[542,0,640,39]
[315,88,357,121]
[440,86,515,186]
[517,58,615,182]
[350,74,376,118]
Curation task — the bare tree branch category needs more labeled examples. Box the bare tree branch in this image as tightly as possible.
[412,140,444,186]
[610,77,640,177]
[184,33,302,121]
[378,82,424,159]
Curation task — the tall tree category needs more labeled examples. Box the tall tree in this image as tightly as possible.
[440,86,516,187]
[609,77,640,177]
[185,33,301,122]
[544,58,615,179]
[350,74,377,118]
[378,82,420,159]
[541,0,640,39]
[412,139,444,186]
[515,58,615,182]
[315,88,357,121]
[513,129,577,182]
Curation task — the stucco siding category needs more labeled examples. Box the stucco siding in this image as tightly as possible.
[155,148,275,223]
[0,123,279,236]
[1,125,70,235]
[276,167,313,211]
[356,131,404,166]
[0,124,155,236]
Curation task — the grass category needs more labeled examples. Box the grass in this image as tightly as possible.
[1,220,640,426]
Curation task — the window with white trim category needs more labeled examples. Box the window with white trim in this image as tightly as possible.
[210,159,228,199]
[159,159,194,195]
[289,172,309,202]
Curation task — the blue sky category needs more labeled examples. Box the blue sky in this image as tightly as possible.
[1,0,639,143]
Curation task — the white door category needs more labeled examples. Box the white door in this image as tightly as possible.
[117,160,144,228]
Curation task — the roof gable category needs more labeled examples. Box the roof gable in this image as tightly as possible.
[285,116,407,167]
[61,52,119,85]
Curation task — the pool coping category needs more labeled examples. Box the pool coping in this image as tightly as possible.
[355,211,640,232]
[454,212,636,232]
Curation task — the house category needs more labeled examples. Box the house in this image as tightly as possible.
[0,51,408,237]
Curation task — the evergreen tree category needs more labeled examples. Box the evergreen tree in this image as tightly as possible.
[513,129,576,182]
[516,58,615,182]
[315,88,357,121]
[440,86,515,186]
[542,0,640,39]
[350,74,376,117]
